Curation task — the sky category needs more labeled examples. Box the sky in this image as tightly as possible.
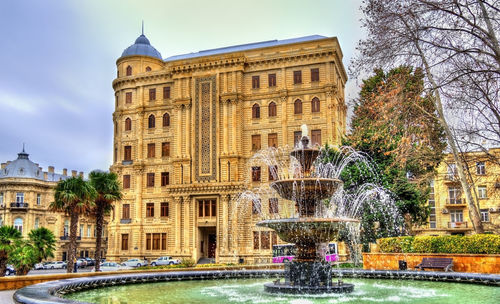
[0,0,365,175]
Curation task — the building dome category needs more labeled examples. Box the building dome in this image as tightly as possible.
[121,34,163,60]
[0,149,43,180]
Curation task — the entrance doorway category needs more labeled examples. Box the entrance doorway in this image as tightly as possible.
[208,234,216,258]
[199,227,217,261]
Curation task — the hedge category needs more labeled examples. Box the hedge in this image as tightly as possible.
[377,234,500,254]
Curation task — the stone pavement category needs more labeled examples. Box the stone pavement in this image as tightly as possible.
[0,290,15,304]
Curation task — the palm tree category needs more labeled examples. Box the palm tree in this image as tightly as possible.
[28,227,56,263]
[0,226,22,277]
[89,170,122,272]
[50,176,96,273]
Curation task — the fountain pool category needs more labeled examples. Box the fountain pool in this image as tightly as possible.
[65,277,500,304]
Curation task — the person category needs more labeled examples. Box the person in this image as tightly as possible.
[73,257,77,273]
[143,256,148,266]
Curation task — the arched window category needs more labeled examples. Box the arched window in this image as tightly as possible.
[14,218,23,233]
[126,65,132,76]
[64,220,69,236]
[125,118,132,131]
[146,66,152,72]
[148,114,156,128]
[268,102,277,117]
[311,97,320,113]
[34,218,40,229]
[163,113,170,127]
[294,99,303,114]
[252,103,260,119]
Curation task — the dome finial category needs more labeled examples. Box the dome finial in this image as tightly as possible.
[142,20,144,36]
[22,142,25,153]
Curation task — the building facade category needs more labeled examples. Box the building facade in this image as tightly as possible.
[0,150,106,261]
[108,34,347,263]
[415,149,500,235]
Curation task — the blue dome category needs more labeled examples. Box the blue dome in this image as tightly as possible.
[121,34,162,60]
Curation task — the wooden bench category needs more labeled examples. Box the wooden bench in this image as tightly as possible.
[415,257,453,272]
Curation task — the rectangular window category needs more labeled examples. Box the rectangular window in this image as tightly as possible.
[122,204,130,219]
[80,224,84,237]
[268,133,278,148]
[269,165,277,181]
[121,234,128,250]
[261,231,270,250]
[153,233,161,250]
[147,173,155,187]
[198,200,216,217]
[126,92,132,104]
[311,130,321,146]
[161,202,169,217]
[253,231,260,250]
[478,186,487,199]
[448,187,461,204]
[450,210,463,223]
[293,70,302,84]
[252,166,261,182]
[36,194,41,205]
[252,76,260,89]
[447,163,457,179]
[268,74,276,87]
[252,135,261,151]
[480,209,490,222]
[161,233,167,250]
[124,146,132,161]
[294,131,302,147]
[163,86,171,99]
[429,181,436,228]
[162,142,170,157]
[476,161,486,175]
[146,233,151,250]
[123,175,131,189]
[269,198,279,214]
[161,172,169,186]
[149,88,156,101]
[147,143,155,158]
[311,68,319,82]
[146,203,155,217]
[272,232,278,246]
[87,225,91,237]
[16,192,24,203]
[252,199,261,215]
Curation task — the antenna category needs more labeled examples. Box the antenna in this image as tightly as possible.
[142,20,144,35]
[22,143,25,153]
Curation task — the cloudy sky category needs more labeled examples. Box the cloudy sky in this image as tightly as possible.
[0,0,365,175]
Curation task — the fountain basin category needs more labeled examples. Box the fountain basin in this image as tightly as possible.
[270,178,343,203]
[257,217,359,244]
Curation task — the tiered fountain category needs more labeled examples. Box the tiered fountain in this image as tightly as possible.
[257,126,359,294]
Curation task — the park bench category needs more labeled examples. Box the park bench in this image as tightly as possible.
[415,257,453,272]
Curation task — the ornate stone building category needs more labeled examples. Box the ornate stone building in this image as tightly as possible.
[0,150,106,261]
[109,33,347,263]
[415,149,500,236]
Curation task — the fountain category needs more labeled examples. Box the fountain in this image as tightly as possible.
[257,125,359,294]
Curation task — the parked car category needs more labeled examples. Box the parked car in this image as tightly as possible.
[94,262,132,272]
[121,258,148,267]
[84,258,95,266]
[44,261,67,269]
[150,256,180,266]
[76,258,87,268]
[34,262,48,270]
[5,264,15,276]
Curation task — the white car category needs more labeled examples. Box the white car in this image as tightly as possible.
[44,261,67,269]
[150,256,180,266]
[121,258,148,267]
[95,262,132,272]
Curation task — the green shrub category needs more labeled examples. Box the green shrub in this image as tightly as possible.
[180,258,196,267]
[377,234,500,254]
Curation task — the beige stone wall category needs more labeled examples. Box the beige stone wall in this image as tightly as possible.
[109,37,347,263]
[415,149,500,235]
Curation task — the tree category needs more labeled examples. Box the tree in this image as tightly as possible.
[351,0,499,233]
[89,170,122,272]
[50,176,96,273]
[0,226,21,277]
[28,227,56,263]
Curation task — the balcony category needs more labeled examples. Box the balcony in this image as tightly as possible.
[444,174,460,183]
[59,236,82,241]
[447,222,469,229]
[122,160,133,165]
[445,198,466,208]
[10,202,29,210]
[120,218,132,224]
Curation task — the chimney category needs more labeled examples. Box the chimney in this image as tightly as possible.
[6,161,11,165]
[43,172,48,180]
[1,163,5,169]
[48,166,54,173]
[79,171,84,178]
[63,168,67,176]
[72,170,77,177]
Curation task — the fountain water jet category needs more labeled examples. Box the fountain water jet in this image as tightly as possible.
[257,132,359,294]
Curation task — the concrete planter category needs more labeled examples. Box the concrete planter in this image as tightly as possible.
[363,252,500,274]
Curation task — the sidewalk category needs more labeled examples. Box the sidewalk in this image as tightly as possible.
[0,290,14,304]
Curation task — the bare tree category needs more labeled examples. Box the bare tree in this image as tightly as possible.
[352,0,500,233]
